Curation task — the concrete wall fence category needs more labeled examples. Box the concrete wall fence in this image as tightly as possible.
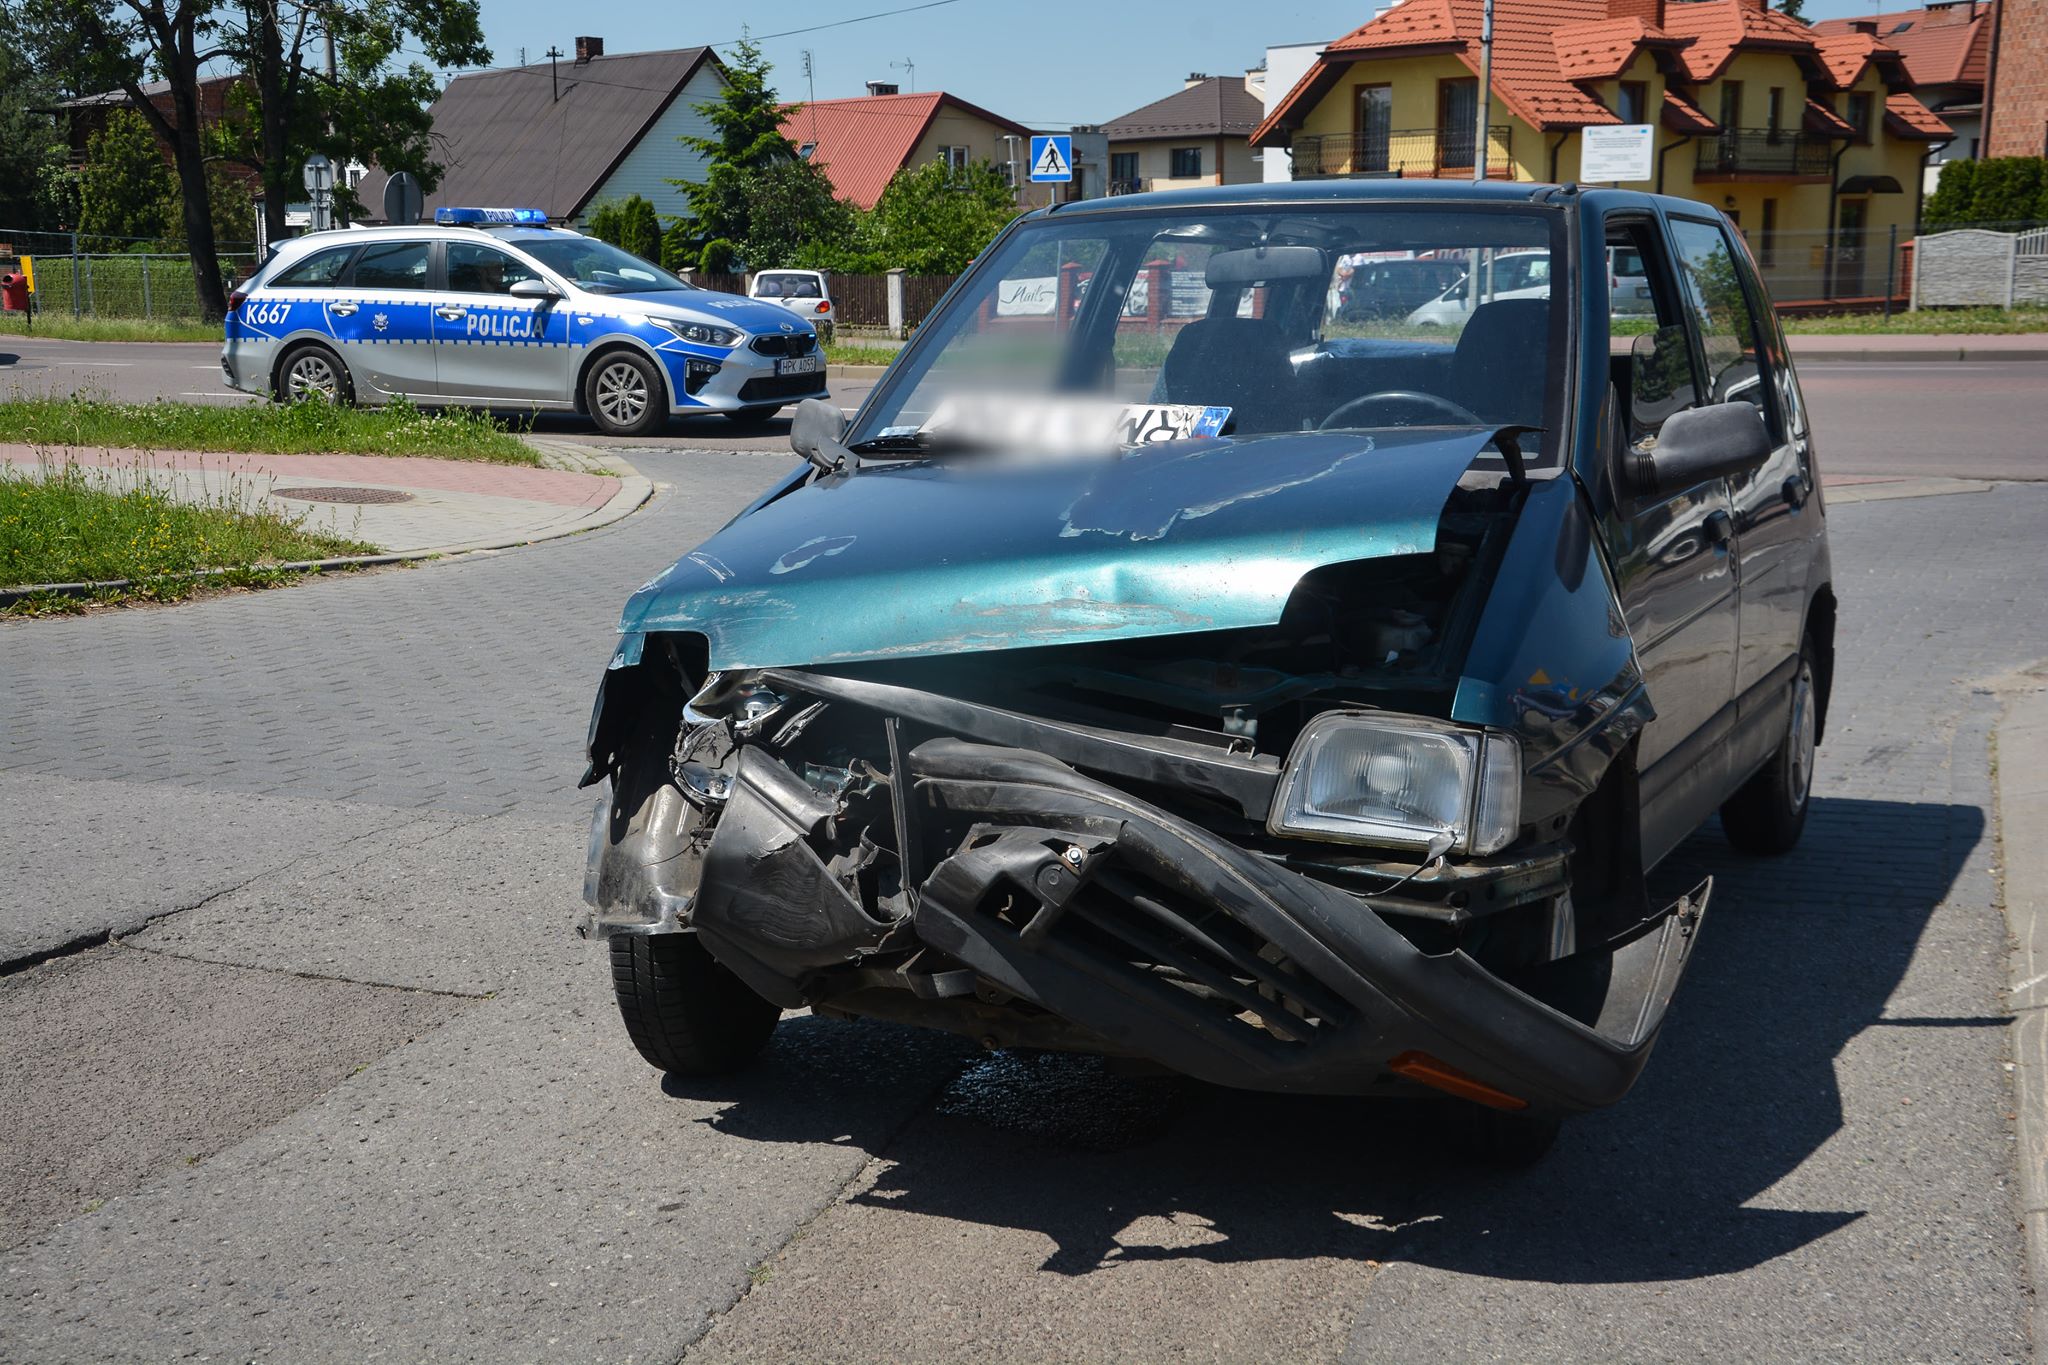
[1912,228,2048,309]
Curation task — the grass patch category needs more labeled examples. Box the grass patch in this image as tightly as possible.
[0,394,539,464]
[1779,305,2048,335]
[824,341,903,367]
[0,312,221,343]
[2,458,376,612]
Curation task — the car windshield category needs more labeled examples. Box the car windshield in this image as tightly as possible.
[755,273,823,298]
[515,236,693,294]
[850,202,1566,463]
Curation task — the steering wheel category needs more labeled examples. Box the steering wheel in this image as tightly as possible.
[1319,389,1485,431]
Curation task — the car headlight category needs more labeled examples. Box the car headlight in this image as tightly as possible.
[1267,714,1520,856]
[649,317,741,348]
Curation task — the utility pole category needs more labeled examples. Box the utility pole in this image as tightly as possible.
[545,44,563,101]
[1473,0,1494,182]
[801,49,817,146]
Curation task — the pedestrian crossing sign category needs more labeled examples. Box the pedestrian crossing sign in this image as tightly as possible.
[1029,135,1073,183]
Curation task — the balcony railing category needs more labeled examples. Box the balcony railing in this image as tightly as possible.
[1109,178,1147,196]
[1695,130,1833,180]
[1290,126,1515,180]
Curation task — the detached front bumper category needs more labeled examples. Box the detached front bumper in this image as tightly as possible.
[586,714,1708,1115]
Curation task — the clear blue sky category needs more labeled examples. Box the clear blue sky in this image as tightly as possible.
[455,0,1897,129]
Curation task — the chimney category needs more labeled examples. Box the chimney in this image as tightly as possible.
[865,79,899,96]
[574,36,602,64]
[1849,17,1877,31]
[1736,0,1764,12]
[1184,72,1211,88]
[1605,0,1666,26]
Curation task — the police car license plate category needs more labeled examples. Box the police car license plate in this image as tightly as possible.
[776,354,823,377]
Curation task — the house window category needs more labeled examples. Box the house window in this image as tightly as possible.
[1846,92,1874,143]
[1356,84,1393,171]
[1760,197,1777,267]
[1617,81,1648,126]
[1718,80,1744,131]
[1767,87,1783,141]
[1110,150,1139,191]
[1170,146,1203,178]
[938,145,970,172]
[1439,78,1479,168]
[798,142,817,160]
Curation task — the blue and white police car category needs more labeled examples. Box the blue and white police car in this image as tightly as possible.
[220,208,827,436]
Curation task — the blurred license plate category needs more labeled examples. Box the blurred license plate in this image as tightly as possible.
[776,355,823,376]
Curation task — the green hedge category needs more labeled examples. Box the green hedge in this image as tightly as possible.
[27,253,254,320]
[1924,157,2048,230]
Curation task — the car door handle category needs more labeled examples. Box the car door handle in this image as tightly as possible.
[1782,474,1810,508]
[329,302,358,317]
[435,306,467,321]
[1704,509,1734,546]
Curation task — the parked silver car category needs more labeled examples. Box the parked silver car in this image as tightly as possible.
[220,209,827,435]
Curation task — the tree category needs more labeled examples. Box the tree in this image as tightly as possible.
[818,159,1021,274]
[669,33,798,261]
[0,5,68,231]
[583,195,662,260]
[1923,156,2048,228]
[16,0,488,320]
[77,109,176,245]
[1777,0,1804,20]
[735,158,853,270]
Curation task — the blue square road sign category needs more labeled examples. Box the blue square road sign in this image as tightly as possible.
[1029,135,1073,183]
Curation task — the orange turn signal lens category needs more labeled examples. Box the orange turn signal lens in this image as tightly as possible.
[1388,1050,1528,1111]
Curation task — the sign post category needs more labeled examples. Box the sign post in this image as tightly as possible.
[302,153,335,232]
[1029,134,1073,209]
[1579,125,1655,185]
[383,170,424,226]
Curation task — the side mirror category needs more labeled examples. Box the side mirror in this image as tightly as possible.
[1626,400,1773,498]
[509,277,558,300]
[790,397,857,477]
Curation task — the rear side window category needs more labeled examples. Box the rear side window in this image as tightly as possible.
[352,241,430,291]
[1667,217,1781,440]
[271,245,355,288]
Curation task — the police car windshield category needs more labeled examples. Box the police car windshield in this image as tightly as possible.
[516,237,692,294]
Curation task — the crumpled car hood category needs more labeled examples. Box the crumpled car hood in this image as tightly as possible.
[618,427,1504,669]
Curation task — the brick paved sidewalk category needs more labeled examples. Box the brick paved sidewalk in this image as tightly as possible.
[0,441,650,569]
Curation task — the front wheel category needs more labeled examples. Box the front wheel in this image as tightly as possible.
[1720,641,1819,855]
[584,350,668,437]
[610,932,781,1076]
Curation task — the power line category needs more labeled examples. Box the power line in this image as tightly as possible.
[708,0,969,48]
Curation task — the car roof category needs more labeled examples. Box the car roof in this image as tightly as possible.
[268,223,584,255]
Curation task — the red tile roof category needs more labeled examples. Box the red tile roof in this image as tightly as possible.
[1813,4,1990,88]
[1661,88,1721,134]
[1553,18,1680,80]
[1661,0,1822,83]
[1884,91,1954,138]
[1803,96,1858,137]
[777,92,1032,210]
[1811,31,1912,89]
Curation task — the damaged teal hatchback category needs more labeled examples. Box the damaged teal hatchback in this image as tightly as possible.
[580,182,1833,1160]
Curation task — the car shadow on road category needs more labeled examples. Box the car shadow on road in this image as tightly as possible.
[669,794,1988,1284]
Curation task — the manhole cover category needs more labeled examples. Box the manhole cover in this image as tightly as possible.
[273,486,414,505]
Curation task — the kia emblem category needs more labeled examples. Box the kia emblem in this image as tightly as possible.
[780,322,793,332]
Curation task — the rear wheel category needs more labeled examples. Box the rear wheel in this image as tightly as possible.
[610,932,781,1076]
[276,343,352,405]
[585,350,668,437]
[1720,639,1818,856]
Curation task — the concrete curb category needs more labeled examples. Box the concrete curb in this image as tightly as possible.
[828,363,891,380]
[1994,663,2048,1353]
[1823,477,1997,505]
[1787,340,2048,363]
[0,446,653,605]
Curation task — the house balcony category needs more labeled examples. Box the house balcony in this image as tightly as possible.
[1290,127,1515,180]
[1695,130,1834,182]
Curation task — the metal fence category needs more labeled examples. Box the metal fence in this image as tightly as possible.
[0,228,260,322]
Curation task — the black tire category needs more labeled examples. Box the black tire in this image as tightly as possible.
[275,342,353,405]
[610,932,781,1076]
[724,405,782,425]
[1720,637,1819,856]
[583,349,668,437]
[1435,1103,1564,1168]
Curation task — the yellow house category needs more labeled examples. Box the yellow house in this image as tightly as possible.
[1252,0,1954,301]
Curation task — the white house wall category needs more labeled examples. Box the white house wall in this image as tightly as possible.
[584,62,728,225]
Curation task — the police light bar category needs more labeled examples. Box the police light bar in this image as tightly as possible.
[434,207,549,225]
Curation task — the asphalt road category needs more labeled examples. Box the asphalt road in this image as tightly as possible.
[1,333,2043,476]
[2,421,2042,1358]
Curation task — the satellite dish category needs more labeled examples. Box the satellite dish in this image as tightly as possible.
[383,171,424,226]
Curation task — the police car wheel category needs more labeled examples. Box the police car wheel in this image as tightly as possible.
[586,351,666,437]
[277,344,352,406]
[724,405,782,425]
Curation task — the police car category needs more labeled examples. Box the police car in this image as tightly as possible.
[220,208,827,436]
